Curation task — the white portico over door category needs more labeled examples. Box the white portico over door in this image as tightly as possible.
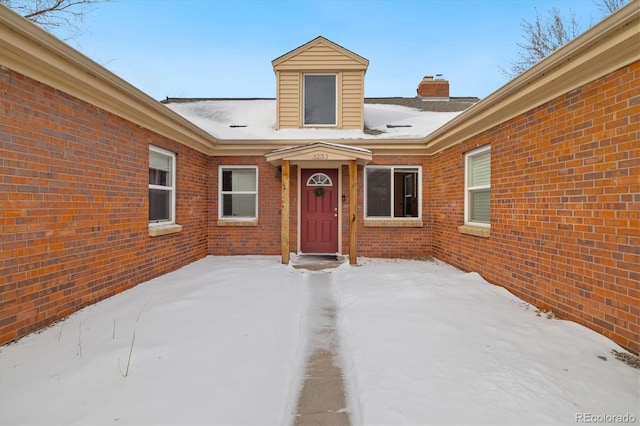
[265,141,372,265]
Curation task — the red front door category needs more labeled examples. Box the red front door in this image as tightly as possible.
[301,169,339,254]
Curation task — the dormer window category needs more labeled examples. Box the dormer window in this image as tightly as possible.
[303,74,337,126]
[272,36,369,130]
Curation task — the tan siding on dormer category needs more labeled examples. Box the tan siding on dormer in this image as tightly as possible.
[273,37,369,130]
[276,71,364,129]
[275,43,366,71]
[341,70,364,129]
[277,71,301,129]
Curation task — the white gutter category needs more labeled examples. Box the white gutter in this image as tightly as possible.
[423,1,640,154]
[0,5,218,155]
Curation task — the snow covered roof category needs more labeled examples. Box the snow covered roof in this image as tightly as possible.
[163,98,478,141]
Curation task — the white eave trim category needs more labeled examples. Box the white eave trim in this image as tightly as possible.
[209,138,427,157]
[0,5,218,155]
[423,2,640,154]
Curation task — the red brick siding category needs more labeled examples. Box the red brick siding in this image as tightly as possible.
[2,59,637,356]
[208,157,283,255]
[417,81,450,98]
[207,159,433,259]
[430,61,640,353]
[0,68,209,345]
[351,156,432,259]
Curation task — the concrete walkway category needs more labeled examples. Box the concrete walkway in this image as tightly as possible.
[294,271,350,425]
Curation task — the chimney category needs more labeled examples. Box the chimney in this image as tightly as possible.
[417,74,449,100]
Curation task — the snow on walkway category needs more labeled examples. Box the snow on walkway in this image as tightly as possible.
[1,256,638,425]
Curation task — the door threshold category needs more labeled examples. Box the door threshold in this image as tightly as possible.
[291,254,346,270]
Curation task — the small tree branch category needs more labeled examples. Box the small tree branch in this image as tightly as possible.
[502,0,628,79]
[23,0,66,19]
[2,0,111,38]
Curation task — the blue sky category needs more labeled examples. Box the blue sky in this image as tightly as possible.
[56,0,612,100]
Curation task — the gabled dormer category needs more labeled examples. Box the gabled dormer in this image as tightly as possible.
[272,36,369,130]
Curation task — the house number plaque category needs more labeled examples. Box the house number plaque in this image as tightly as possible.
[311,153,329,160]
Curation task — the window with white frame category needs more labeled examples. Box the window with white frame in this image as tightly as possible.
[365,166,420,218]
[219,166,258,219]
[465,145,491,226]
[303,74,337,126]
[149,146,176,224]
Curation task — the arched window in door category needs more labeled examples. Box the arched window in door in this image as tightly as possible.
[306,173,333,186]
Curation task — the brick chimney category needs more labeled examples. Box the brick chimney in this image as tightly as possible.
[417,75,449,99]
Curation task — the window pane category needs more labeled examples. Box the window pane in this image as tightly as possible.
[149,188,171,222]
[222,194,256,217]
[149,168,168,186]
[468,150,490,187]
[307,173,332,186]
[469,189,490,223]
[149,150,172,185]
[366,169,391,217]
[222,169,256,192]
[394,171,418,217]
[304,75,336,125]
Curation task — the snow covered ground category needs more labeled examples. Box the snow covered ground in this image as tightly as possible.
[1,256,638,425]
[332,258,639,425]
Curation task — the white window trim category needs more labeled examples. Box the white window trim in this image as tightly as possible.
[364,165,422,220]
[302,73,337,127]
[218,165,259,221]
[464,145,491,227]
[148,145,176,227]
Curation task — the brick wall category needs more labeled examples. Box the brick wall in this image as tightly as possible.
[207,158,433,259]
[430,61,639,353]
[0,68,209,345]
[352,156,432,258]
[3,61,637,353]
[208,157,283,255]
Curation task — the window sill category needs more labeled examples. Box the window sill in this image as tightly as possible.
[364,218,423,228]
[303,123,338,128]
[148,223,183,237]
[458,224,491,238]
[217,219,258,227]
